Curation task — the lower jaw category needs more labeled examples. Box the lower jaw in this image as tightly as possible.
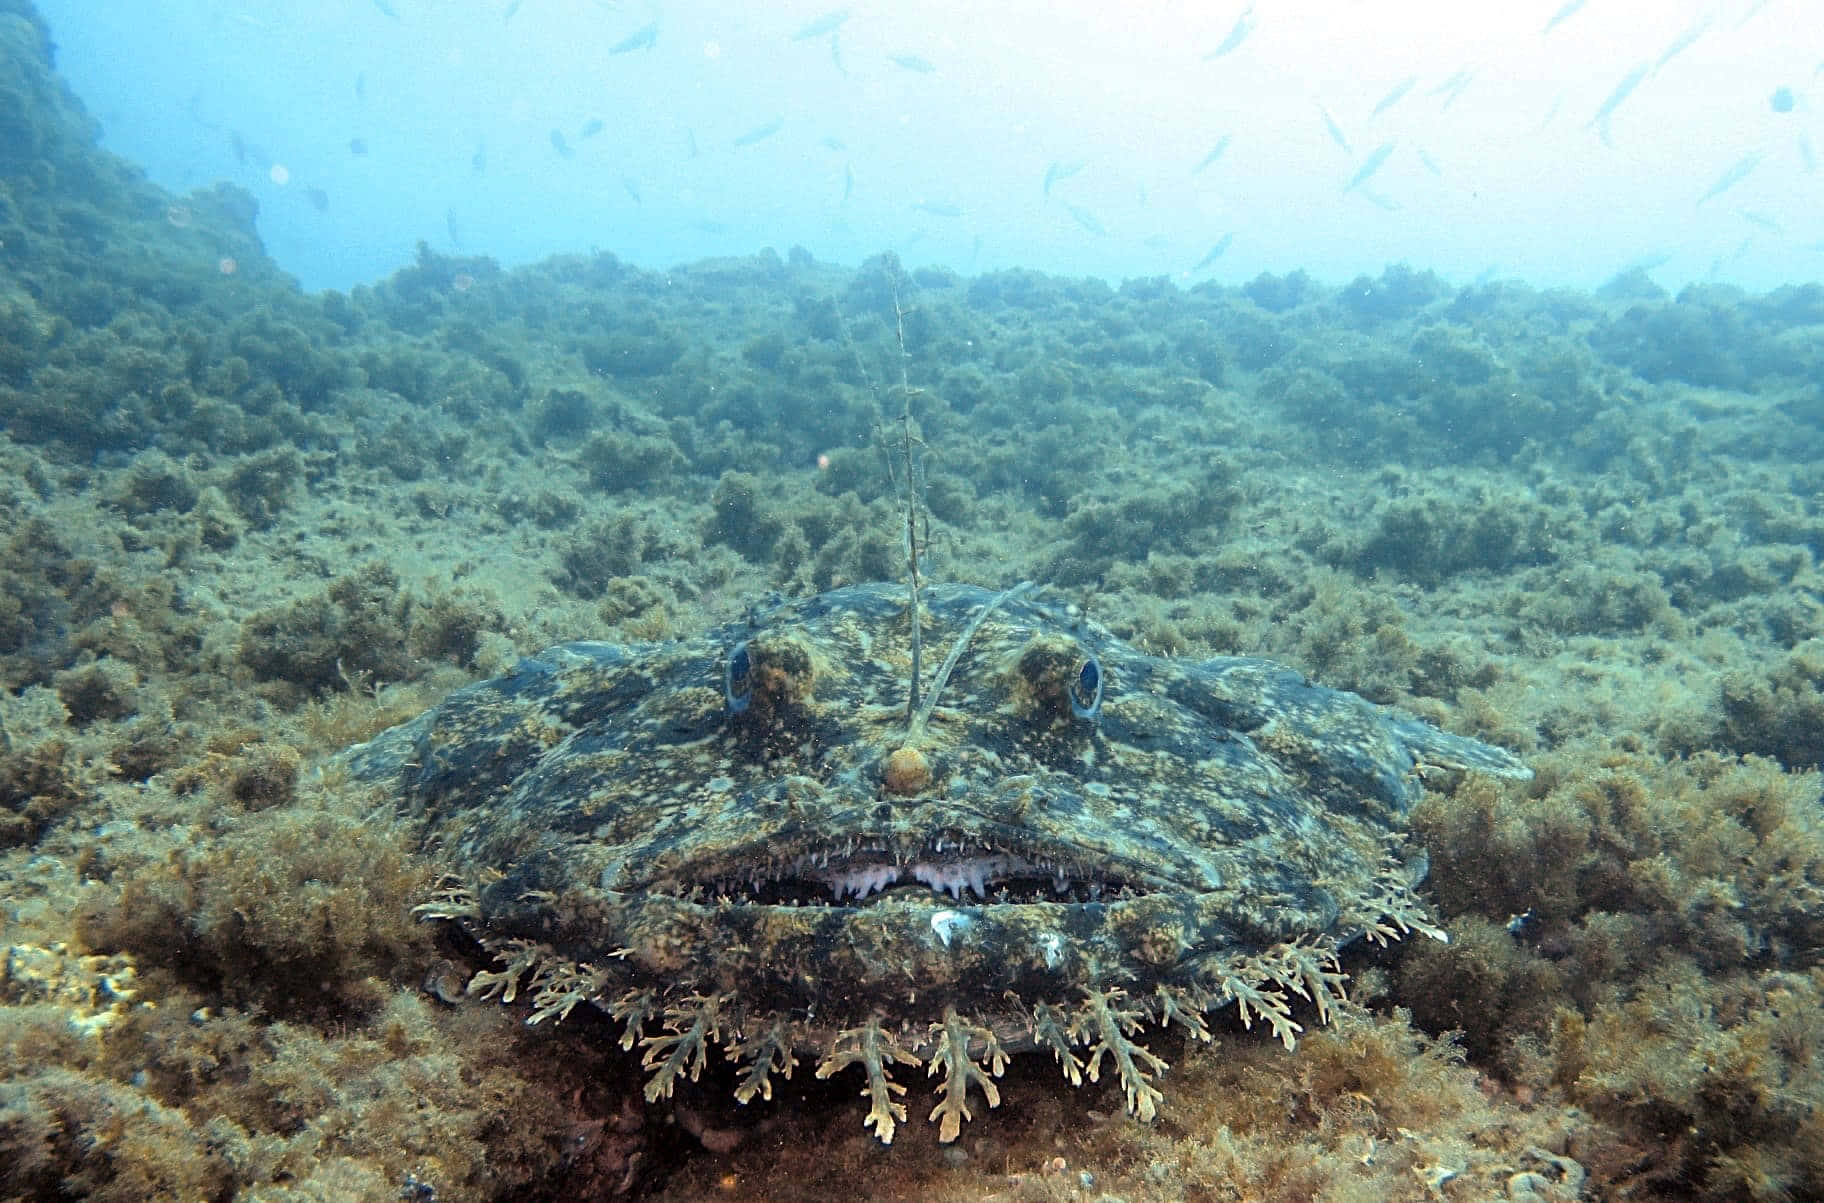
[502,889,1228,1016]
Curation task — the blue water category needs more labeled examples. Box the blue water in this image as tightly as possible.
[33,0,1824,293]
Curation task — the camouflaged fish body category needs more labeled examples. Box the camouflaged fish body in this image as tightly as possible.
[347,582,1530,1142]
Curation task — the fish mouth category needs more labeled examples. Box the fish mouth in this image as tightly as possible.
[657,832,1159,908]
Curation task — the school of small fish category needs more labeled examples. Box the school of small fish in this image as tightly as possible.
[187,2,1799,282]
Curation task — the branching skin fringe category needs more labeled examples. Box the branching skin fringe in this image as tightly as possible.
[606,988,658,1052]
[421,884,1405,1140]
[1154,984,1217,1043]
[926,1006,1008,1143]
[525,959,610,1026]
[1074,986,1169,1124]
[816,1017,921,1143]
[640,992,729,1102]
[1276,940,1349,1026]
[464,938,547,1004]
[1029,1000,1086,1086]
[1216,963,1304,1049]
[728,1018,798,1104]
[410,874,479,922]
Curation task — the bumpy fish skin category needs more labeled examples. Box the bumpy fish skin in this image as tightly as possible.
[348,582,1529,1142]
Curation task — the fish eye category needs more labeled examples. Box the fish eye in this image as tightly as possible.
[1013,636,1105,728]
[721,631,817,720]
[724,642,754,714]
[1069,656,1103,723]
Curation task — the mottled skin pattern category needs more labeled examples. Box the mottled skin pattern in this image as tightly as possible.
[346,583,1530,1142]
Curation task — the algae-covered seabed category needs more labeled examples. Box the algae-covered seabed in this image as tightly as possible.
[5,6,1824,1201]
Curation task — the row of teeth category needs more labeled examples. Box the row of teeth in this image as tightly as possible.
[695,839,1105,902]
[811,854,1076,901]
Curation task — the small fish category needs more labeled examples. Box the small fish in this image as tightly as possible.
[1370,75,1417,118]
[610,21,658,54]
[550,129,573,158]
[1541,0,1587,35]
[841,162,853,204]
[1417,148,1442,176]
[1192,135,1232,174]
[504,0,522,20]
[349,137,368,156]
[579,118,605,140]
[446,209,463,248]
[1588,61,1649,146]
[1192,234,1234,271]
[1696,152,1761,205]
[686,128,700,158]
[1203,5,1255,60]
[623,177,642,204]
[791,8,851,42]
[888,53,934,73]
[472,140,487,174]
[831,31,845,75]
[1042,159,1084,196]
[733,118,783,147]
[1800,132,1816,174]
[821,135,847,152]
[1428,70,1470,99]
[1539,93,1564,130]
[1432,70,1475,112]
[1741,210,1783,233]
[1769,86,1796,114]
[913,200,962,217]
[1317,104,1352,153]
[1344,142,1394,192]
[305,186,329,212]
[371,0,399,17]
[230,130,247,164]
[1063,203,1106,236]
[1653,18,1710,72]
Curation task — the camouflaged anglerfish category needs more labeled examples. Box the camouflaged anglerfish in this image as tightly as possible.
[345,581,1529,1143]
